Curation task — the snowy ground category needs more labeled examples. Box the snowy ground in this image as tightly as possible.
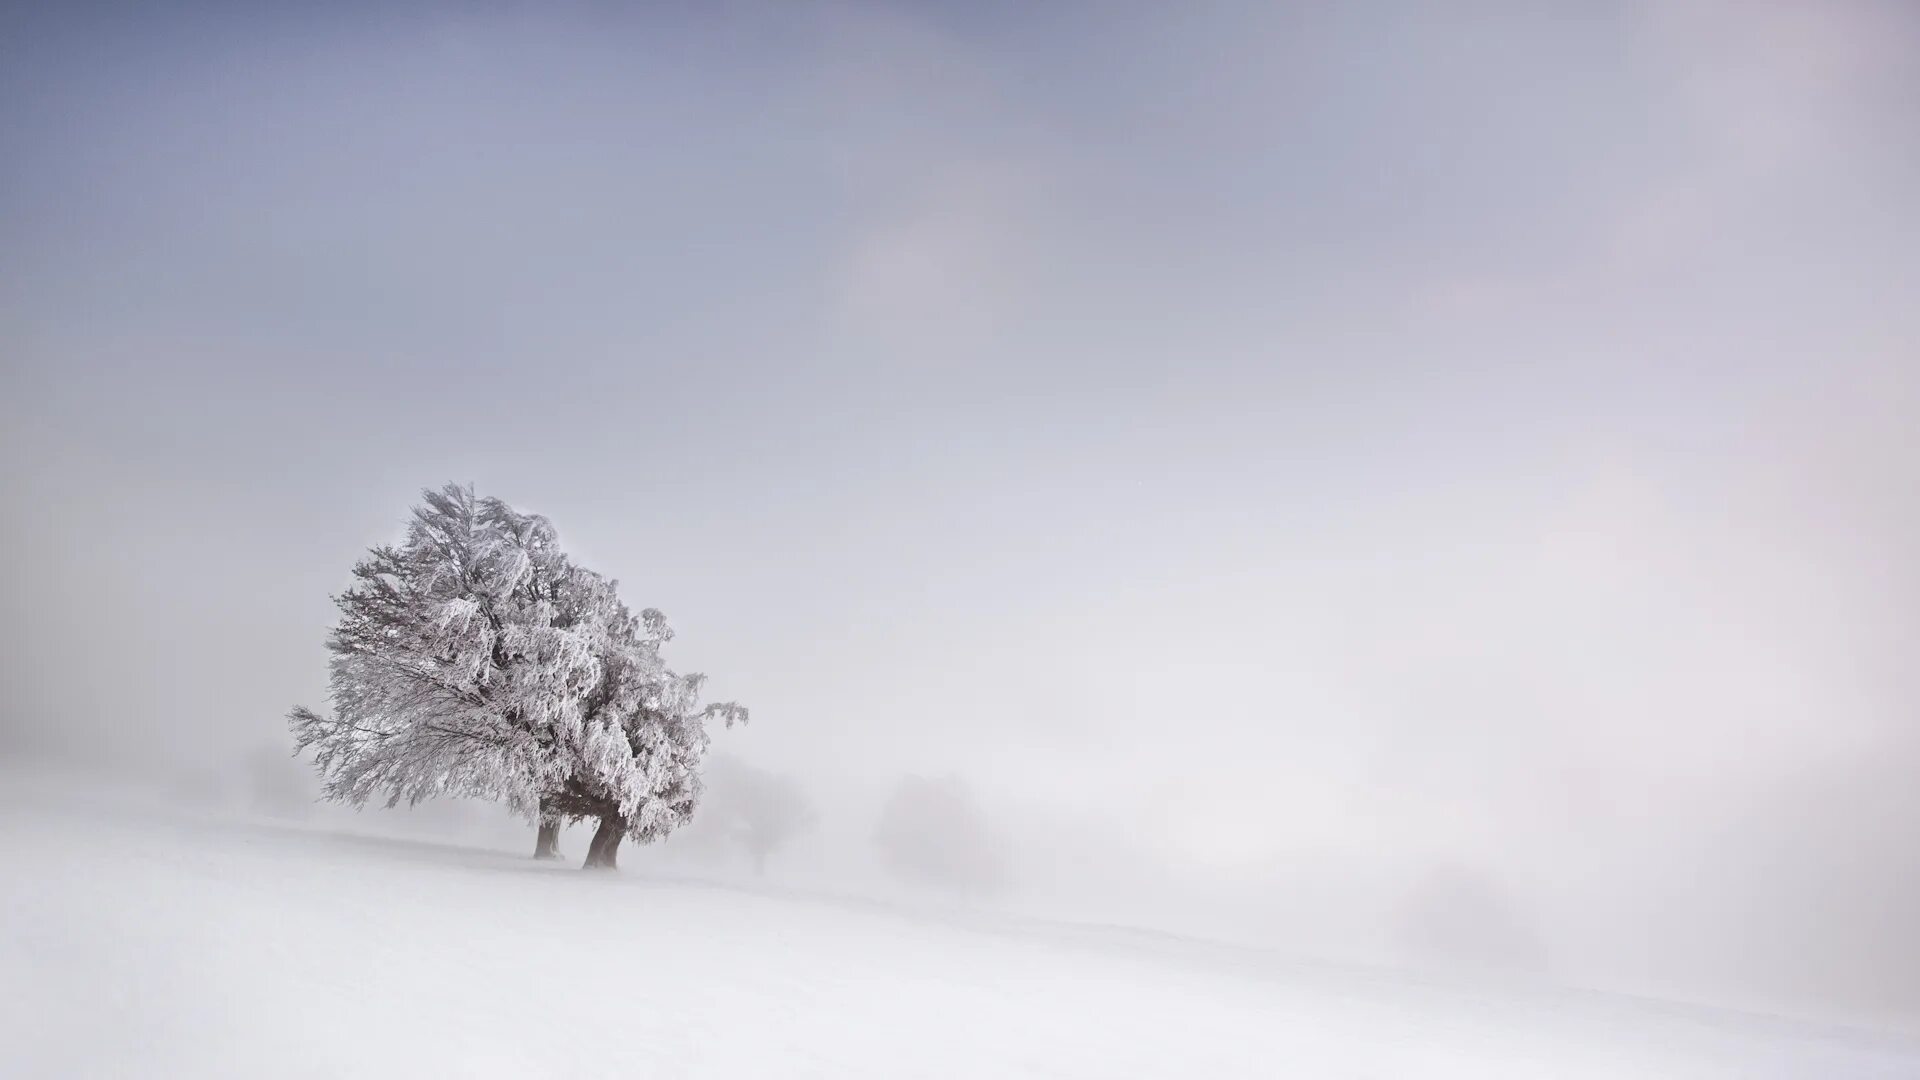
[3,794,1916,1079]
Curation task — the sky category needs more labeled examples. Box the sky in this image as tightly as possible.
[3,0,1918,1030]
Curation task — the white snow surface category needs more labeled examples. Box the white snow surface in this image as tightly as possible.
[3,794,1916,1079]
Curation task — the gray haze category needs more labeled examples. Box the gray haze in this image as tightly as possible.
[3,0,1917,1031]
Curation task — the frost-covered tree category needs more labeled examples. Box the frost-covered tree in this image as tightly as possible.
[289,484,597,819]
[540,601,747,869]
[289,483,745,870]
[873,774,1004,898]
[699,755,818,876]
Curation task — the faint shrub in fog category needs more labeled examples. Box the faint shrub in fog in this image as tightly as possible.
[1394,863,1550,980]
[689,755,818,876]
[874,774,1005,899]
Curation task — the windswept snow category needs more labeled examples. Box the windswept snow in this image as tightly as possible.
[2,794,1915,1079]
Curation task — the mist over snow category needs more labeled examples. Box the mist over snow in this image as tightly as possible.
[3,1,1918,1074]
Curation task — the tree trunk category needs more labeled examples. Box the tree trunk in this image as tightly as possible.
[533,797,561,859]
[534,818,561,860]
[583,814,626,870]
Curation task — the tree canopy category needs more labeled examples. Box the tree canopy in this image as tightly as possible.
[290,483,744,868]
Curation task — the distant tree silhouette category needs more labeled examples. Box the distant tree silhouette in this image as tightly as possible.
[873,775,1004,899]
[699,756,818,876]
[1394,863,1549,978]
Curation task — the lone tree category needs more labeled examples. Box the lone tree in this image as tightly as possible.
[699,755,818,876]
[873,774,1004,899]
[290,483,745,869]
